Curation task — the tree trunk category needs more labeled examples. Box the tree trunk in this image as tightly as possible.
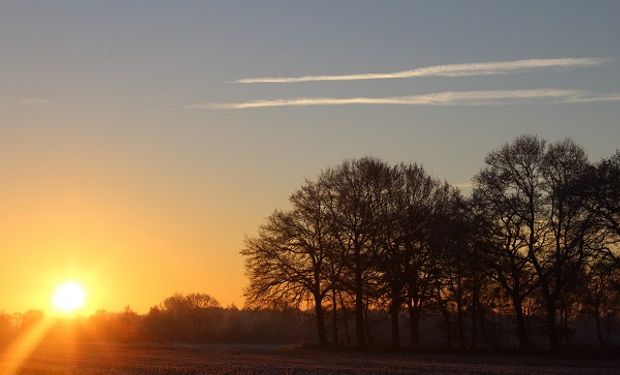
[314,293,328,347]
[390,293,401,349]
[438,299,453,348]
[331,288,339,347]
[407,276,421,349]
[480,307,489,347]
[471,273,479,349]
[595,302,606,348]
[456,296,466,350]
[364,299,372,345]
[354,252,366,348]
[339,291,351,346]
[408,300,421,349]
[545,301,559,351]
[513,296,530,351]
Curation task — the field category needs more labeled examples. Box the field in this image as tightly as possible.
[1,342,619,375]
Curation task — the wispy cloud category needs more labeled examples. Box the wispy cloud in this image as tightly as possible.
[453,182,473,188]
[191,89,620,110]
[234,58,606,84]
[563,93,620,103]
[19,98,55,104]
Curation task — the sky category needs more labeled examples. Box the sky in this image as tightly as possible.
[1,1,619,314]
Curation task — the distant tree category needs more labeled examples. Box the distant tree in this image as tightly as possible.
[118,305,140,342]
[19,309,45,332]
[147,293,221,341]
[0,312,16,339]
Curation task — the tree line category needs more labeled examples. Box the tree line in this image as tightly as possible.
[0,294,316,344]
[242,135,620,351]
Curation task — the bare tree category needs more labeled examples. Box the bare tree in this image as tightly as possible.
[401,175,450,349]
[581,254,620,348]
[577,151,620,265]
[474,136,606,350]
[240,140,619,350]
[472,135,546,350]
[534,139,600,349]
[242,180,336,346]
[320,157,388,348]
[372,163,441,348]
[432,191,479,350]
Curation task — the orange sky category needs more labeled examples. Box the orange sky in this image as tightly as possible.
[0,136,270,314]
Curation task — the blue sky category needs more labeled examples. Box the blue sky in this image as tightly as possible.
[1,1,619,311]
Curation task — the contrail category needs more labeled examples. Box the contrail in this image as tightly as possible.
[234,58,606,84]
[190,89,620,110]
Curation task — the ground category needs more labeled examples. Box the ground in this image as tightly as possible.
[1,342,619,375]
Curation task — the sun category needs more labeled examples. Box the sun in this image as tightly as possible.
[52,281,86,314]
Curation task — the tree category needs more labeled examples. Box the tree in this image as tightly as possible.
[534,139,599,349]
[240,140,619,350]
[581,254,620,347]
[320,158,389,348]
[153,293,221,341]
[474,135,605,350]
[577,151,620,264]
[399,171,448,349]
[432,191,480,350]
[242,180,336,347]
[472,135,544,350]
[371,163,442,348]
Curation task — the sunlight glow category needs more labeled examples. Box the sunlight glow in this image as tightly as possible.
[0,317,55,375]
[52,282,86,313]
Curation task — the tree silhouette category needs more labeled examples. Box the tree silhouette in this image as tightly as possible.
[242,180,337,346]
[472,136,544,350]
[319,158,389,348]
[240,136,620,351]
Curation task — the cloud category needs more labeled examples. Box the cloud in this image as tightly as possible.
[19,98,55,104]
[562,93,620,103]
[453,182,473,189]
[191,89,620,110]
[234,58,607,84]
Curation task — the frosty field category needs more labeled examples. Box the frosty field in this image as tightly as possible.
[1,342,618,375]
